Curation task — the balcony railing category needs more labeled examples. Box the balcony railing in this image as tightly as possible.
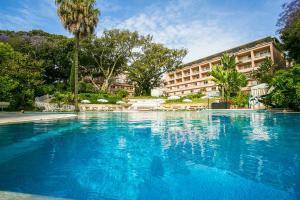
[254,52,271,58]
[238,57,252,63]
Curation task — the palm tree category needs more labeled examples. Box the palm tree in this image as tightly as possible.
[210,53,247,103]
[220,53,237,70]
[210,65,229,101]
[55,0,100,111]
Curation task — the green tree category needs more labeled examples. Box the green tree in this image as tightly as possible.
[263,64,300,110]
[80,30,149,91]
[210,53,247,102]
[127,43,187,96]
[277,0,300,63]
[0,42,44,109]
[0,30,74,86]
[55,0,100,111]
[252,58,277,84]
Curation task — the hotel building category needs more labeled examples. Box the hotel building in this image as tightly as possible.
[164,37,285,97]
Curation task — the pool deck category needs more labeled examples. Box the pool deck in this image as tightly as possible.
[0,191,70,200]
[0,113,77,125]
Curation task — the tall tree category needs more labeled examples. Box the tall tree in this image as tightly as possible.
[127,43,187,96]
[55,0,100,111]
[263,64,300,110]
[0,30,74,85]
[80,30,149,91]
[210,53,247,102]
[0,42,44,110]
[277,0,300,63]
[252,58,277,84]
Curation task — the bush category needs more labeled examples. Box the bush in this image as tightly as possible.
[263,64,300,110]
[35,84,56,96]
[230,92,249,108]
[114,89,129,98]
[79,81,97,93]
[51,92,74,105]
[185,92,204,99]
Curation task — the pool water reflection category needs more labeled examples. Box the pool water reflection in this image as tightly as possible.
[0,111,299,199]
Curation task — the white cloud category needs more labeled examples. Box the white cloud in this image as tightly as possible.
[97,0,249,63]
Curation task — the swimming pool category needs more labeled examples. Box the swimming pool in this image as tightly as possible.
[0,111,299,199]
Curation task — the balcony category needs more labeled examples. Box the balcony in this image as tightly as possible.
[201,67,210,72]
[192,75,200,80]
[192,70,199,74]
[238,55,252,64]
[254,52,271,59]
[238,64,252,72]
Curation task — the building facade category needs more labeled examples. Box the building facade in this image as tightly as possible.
[164,37,285,97]
[110,73,134,96]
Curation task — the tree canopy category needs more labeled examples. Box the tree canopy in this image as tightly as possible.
[210,53,247,102]
[127,43,187,96]
[0,42,44,109]
[80,29,150,91]
[263,64,300,110]
[277,0,300,63]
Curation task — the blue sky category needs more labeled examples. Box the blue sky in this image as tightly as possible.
[0,0,287,62]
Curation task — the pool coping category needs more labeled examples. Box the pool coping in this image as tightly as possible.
[0,191,70,199]
[0,114,78,125]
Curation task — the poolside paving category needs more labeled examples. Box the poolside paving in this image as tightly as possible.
[0,113,77,125]
[0,191,70,200]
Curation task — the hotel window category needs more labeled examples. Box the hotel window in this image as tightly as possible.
[204,80,208,85]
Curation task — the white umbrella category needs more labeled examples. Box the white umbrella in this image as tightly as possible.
[168,95,180,100]
[97,99,108,103]
[116,101,125,104]
[183,99,192,103]
[81,100,91,104]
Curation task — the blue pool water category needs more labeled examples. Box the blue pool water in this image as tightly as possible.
[0,111,299,200]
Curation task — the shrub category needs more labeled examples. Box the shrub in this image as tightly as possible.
[114,89,129,98]
[51,92,74,105]
[230,92,249,108]
[185,92,204,99]
[79,81,97,93]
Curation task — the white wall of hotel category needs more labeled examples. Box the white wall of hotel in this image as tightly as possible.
[250,83,269,110]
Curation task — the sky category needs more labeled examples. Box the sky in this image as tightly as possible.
[0,0,287,63]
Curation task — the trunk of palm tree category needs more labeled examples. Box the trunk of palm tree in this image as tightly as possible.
[74,33,80,112]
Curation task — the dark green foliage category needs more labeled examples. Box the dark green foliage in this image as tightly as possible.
[127,43,187,96]
[263,64,300,110]
[277,0,300,63]
[210,53,247,102]
[185,92,204,99]
[0,30,74,85]
[230,92,249,108]
[252,58,277,84]
[114,89,129,98]
[0,42,44,110]
[52,92,74,106]
[79,81,97,93]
